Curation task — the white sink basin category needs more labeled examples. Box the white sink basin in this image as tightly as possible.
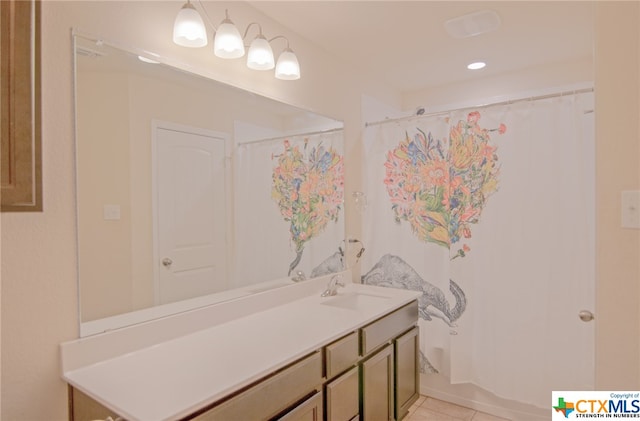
[321,292,390,311]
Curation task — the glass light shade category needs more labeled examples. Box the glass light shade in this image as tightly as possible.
[173,2,208,48]
[275,48,300,80]
[214,19,245,59]
[247,35,275,70]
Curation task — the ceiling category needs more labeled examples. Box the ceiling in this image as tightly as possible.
[249,1,595,94]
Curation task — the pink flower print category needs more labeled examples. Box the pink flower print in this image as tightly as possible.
[499,123,507,134]
[423,159,448,186]
[467,111,481,124]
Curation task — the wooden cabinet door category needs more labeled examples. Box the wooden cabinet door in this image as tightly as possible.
[326,367,359,421]
[1,0,42,211]
[360,344,394,421]
[394,326,419,421]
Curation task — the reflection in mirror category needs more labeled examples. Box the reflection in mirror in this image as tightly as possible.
[74,34,344,336]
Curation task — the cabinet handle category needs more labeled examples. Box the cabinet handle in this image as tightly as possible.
[162,257,173,268]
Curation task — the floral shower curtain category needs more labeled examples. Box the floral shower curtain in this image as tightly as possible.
[361,91,594,409]
[234,131,345,287]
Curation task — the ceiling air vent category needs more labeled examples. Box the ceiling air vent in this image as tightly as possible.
[444,10,501,39]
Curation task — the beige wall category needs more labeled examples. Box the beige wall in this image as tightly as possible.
[0,1,638,420]
[594,1,640,388]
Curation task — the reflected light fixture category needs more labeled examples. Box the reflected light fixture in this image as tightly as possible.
[173,0,208,47]
[172,1,301,80]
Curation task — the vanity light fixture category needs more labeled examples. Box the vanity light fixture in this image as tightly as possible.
[275,48,300,80]
[271,36,300,80]
[172,1,301,80]
[246,24,275,70]
[173,0,208,47]
[213,10,245,59]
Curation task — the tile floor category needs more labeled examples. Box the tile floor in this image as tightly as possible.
[405,396,511,421]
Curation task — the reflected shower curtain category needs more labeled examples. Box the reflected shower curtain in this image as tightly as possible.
[361,92,594,408]
[234,131,345,287]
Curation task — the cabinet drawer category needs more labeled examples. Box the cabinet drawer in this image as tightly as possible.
[276,391,323,421]
[191,351,322,421]
[325,331,359,378]
[360,301,418,355]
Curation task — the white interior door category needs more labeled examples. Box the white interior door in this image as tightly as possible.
[153,121,229,305]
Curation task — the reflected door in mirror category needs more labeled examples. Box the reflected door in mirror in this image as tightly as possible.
[154,122,230,304]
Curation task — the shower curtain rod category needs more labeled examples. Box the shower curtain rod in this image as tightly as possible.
[364,86,594,128]
[236,126,344,146]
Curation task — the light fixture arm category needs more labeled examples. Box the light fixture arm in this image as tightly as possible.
[242,22,265,43]
[268,35,291,49]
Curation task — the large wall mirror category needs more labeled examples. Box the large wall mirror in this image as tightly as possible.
[74,34,345,336]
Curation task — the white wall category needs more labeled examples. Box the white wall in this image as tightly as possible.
[0,1,638,420]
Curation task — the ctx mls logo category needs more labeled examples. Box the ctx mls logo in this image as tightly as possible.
[552,391,640,419]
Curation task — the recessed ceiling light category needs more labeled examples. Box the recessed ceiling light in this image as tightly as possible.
[467,62,486,70]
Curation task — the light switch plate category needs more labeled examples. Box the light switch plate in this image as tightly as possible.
[103,204,121,221]
[621,191,640,229]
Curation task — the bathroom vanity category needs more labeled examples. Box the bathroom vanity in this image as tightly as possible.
[61,273,421,421]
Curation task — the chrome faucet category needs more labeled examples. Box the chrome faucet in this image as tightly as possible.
[291,270,307,282]
[321,274,345,297]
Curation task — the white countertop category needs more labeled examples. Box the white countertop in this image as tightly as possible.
[61,276,420,421]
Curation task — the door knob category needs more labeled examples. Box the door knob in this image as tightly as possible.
[578,310,594,322]
[161,257,173,268]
